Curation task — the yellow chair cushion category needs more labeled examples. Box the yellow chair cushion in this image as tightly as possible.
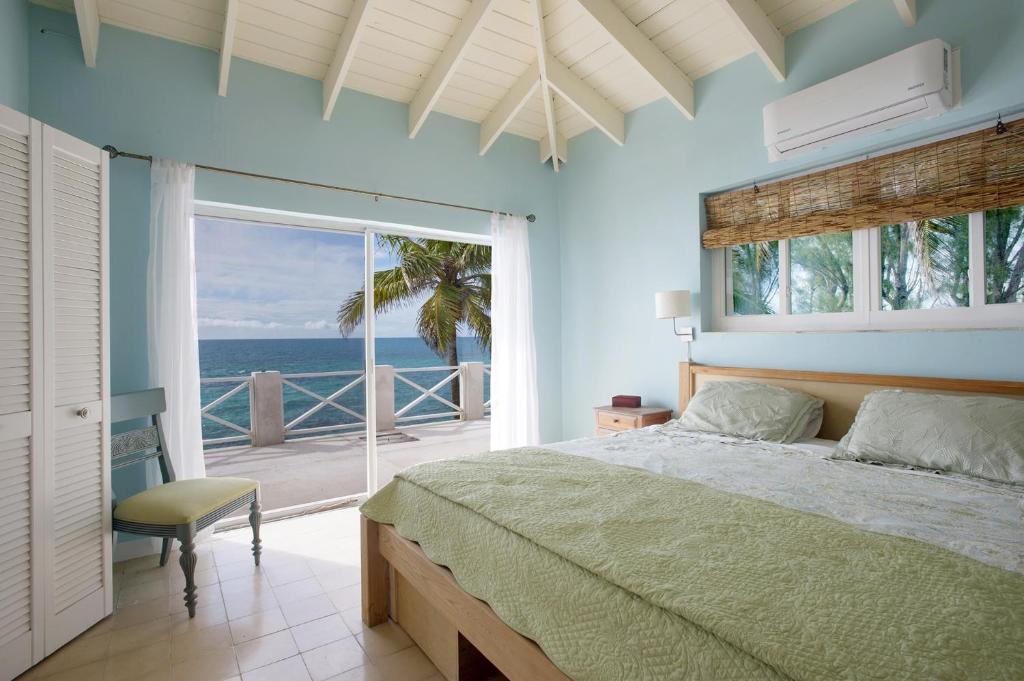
[114,477,258,525]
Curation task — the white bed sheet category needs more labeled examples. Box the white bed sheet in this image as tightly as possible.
[549,423,1024,574]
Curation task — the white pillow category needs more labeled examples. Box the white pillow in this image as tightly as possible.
[830,390,1024,485]
[677,380,825,444]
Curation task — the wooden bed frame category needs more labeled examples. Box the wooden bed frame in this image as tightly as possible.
[362,362,1024,681]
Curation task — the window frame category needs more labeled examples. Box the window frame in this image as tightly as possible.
[710,210,1024,332]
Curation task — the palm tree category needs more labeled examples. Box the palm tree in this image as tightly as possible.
[337,235,491,407]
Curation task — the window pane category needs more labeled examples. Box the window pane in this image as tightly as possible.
[790,232,854,314]
[730,241,779,315]
[984,205,1024,304]
[880,215,969,310]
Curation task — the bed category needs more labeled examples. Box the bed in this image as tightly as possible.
[360,363,1024,681]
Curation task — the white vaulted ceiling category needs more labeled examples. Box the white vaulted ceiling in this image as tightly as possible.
[35,0,904,168]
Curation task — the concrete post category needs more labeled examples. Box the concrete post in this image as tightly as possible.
[375,365,395,432]
[249,371,285,447]
[460,362,485,421]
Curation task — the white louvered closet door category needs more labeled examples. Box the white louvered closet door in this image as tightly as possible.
[0,104,41,681]
[41,125,111,655]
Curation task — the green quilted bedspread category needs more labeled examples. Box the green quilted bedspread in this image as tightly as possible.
[360,449,1024,681]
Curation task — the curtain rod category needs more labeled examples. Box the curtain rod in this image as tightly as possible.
[101,145,536,223]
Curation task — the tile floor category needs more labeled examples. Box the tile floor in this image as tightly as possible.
[18,507,445,681]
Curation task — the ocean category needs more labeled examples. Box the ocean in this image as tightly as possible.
[199,337,490,444]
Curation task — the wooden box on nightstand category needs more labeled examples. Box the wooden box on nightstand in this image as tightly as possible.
[594,405,673,437]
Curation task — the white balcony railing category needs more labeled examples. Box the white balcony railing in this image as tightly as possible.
[199,362,489,448]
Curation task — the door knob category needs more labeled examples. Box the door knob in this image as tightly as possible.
[76,407,90,419]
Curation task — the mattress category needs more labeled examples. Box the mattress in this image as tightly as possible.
[550,424,1024,573]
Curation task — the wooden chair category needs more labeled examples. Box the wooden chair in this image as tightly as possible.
[110,388,262,617]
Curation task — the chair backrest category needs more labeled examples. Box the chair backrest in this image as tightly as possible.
[110,388,176,484]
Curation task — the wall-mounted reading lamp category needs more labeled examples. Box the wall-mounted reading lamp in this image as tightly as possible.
[655,290,694,343]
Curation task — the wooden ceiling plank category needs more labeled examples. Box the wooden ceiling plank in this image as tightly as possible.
[573,0,695,119]
[480,63,541,154]
[893,0,915,26]
[73,0,100,68]
[545,57,624,145]
[323,0,375,120]
[408,0,501,138]
[218,0,239,96]
[715,0,785,81]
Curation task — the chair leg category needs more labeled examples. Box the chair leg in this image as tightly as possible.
[176,525,198,618]
[249,493,262,567]
[159,538,173,567]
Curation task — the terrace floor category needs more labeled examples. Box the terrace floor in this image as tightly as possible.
[204,419,491,512]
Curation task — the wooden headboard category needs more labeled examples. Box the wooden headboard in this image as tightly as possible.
[678,363,1024,441]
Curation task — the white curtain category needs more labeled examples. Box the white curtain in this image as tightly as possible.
[148,159,206,479]
[490,213,539,450]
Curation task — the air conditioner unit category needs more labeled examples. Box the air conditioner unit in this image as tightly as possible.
[763,39,957,162]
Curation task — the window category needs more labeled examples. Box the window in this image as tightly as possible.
[985,205,1024,304]
[729,241,779,315]
[790,233,854,314]
[712,207,1024,332]
[880,216,969,310]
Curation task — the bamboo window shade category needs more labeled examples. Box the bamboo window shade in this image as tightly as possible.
[702,119,1024,249]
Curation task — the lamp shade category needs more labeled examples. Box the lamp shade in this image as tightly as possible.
[655,290,691,319]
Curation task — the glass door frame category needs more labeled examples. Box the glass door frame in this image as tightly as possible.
[193,200,492,498]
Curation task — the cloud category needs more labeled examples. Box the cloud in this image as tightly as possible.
[198,317,286,329]
[194,218,432,339]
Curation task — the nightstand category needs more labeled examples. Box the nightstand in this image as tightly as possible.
[594,405,673,437]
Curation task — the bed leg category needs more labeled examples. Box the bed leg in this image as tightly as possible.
[361,515,390,626]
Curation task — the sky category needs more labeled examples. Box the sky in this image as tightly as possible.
[194,217,429,340]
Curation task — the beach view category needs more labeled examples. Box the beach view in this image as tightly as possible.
[194,216,492,511]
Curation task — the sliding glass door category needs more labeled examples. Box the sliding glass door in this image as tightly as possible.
[193,205,492,516]
[193,216,372,513]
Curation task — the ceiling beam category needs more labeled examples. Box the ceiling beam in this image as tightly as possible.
[323,0,375,120]
[540,132,567,164]
[893,0,916,26]
[716,0,785,82]
[479,64,540,155]
[546,57,624,146]
[573,0,695,119]
[409,0,498,138]
[530,0,560,171]
[73,0,100,68]
[218,0,239,96]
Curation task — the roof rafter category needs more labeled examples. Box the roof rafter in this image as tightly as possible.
[573,0,695,120]
[408,0,499,139]
[479,63,540,155]
[715,0,785,82]
[323,0,375,120]
[218,0,239,96]
[530,0,560,171]
[546,57,624,146]
[540,132,567,164]
[73,0,100,68]
[893,0,916,26]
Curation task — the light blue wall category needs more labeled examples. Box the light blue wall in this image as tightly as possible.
[27,6,562,517]
[556,0,1024,438]
[0,0,30,112]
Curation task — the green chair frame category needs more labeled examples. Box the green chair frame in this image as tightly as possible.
[110,388,261,617]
